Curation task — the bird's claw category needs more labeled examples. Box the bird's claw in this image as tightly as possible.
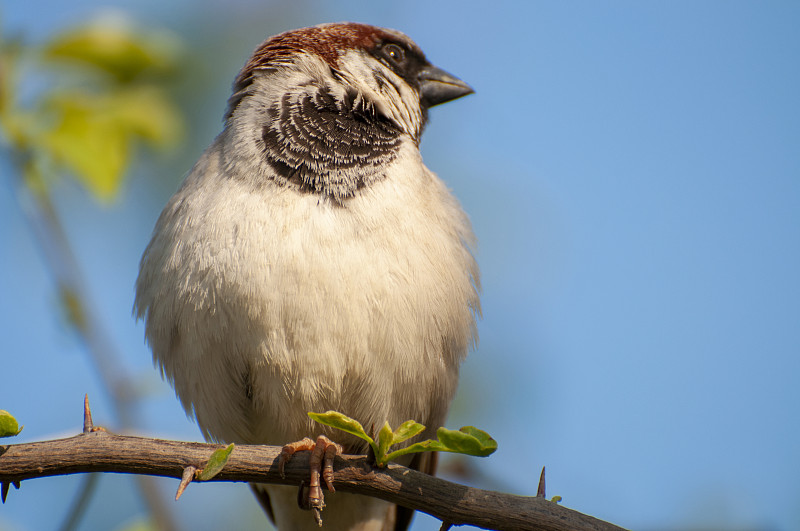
[278,435,343,524]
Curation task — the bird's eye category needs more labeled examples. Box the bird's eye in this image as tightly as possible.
[382,43,405,64]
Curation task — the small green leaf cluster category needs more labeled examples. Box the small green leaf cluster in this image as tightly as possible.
[0,410,23,438]
[308,411,497,468]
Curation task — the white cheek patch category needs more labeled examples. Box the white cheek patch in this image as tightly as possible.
[335,50,423,140]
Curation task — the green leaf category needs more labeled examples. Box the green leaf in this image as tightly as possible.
[196,443,234,481]
[383,439,442,463]
[376,421,394,462]
[372,420,427,466]
[392,420,426,445]
[436,426,497,457]
[308,411,373,445]
[0,410,23,438]
[383,426,497,462]
[43,13,181,83]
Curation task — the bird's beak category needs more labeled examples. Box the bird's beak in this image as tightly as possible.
[418,65,474,107]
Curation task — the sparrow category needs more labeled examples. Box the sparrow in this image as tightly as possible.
[134,22,480,530]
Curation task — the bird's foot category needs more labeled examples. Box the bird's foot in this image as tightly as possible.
[279,435,343,526]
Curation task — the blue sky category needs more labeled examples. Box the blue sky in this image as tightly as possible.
[2,1,799,530]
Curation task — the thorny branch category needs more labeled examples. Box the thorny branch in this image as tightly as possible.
[0,399,627,531]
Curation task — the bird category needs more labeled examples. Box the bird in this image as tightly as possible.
[134,22,480,530]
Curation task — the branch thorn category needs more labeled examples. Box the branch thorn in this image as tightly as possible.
[439,522,454,531]
[175,466,196,501]
[537,466,546,498]
[83,394,93,434]
[0,481,16,503]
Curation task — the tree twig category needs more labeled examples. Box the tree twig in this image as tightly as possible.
[8,153,177,531]
[0,431,627,531]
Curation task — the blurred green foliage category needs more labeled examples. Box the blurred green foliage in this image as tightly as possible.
[0,13,186,528]
[0,13,184,202]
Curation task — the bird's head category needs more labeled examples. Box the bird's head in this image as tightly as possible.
[222,23,473,202]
